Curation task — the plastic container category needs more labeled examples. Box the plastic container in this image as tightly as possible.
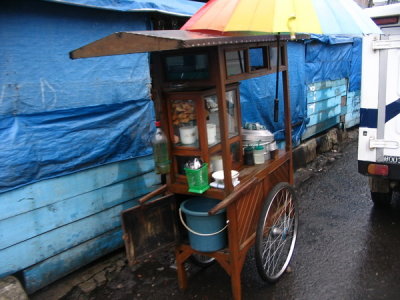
[180,197,227,252]
[253,145,265,164]
[179,126,197,145]
[184,163,210,194]
[152,121,170,174]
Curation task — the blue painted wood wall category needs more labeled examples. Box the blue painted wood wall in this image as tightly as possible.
[0,156,160,293]
[303,78,359,140]
[343,90,360,129]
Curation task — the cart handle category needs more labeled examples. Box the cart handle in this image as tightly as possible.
[208,177,261,215]
[179,208,229,236]
[138,184,169,205]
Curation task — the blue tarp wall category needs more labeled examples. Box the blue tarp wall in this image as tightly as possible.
[0,0,361,193]
[240,35,362,146]
[0,0,202,193]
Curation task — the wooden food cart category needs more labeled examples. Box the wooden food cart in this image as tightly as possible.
[70,30,299,300]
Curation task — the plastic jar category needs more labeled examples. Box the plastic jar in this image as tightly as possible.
[253,145,265,164]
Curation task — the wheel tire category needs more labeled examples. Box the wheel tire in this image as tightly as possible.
[371,191,392,208]
[189,254,215,267]
[255,182,298,283]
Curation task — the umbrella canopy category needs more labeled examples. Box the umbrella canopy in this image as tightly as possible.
[181,0,382,37]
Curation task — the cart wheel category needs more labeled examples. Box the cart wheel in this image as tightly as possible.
[189,254,215,267]
[255,182,298,283]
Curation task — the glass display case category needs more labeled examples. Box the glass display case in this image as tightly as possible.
[164,84,242,192]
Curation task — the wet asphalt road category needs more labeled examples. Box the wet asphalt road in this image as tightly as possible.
[89,139,400,300]
[243,139,400,300]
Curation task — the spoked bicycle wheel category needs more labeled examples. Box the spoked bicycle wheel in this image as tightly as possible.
[255,182,298,282]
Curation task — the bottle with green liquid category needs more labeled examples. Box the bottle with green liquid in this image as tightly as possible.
[152,121,170,174]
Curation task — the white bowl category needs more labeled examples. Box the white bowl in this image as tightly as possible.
[212,170,239,183]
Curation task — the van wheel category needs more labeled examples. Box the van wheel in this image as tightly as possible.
[371,191,392,208]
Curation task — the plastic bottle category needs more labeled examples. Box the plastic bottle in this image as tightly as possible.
[152,121,170,174]
[244,145,254,165]
[253,144,265,164]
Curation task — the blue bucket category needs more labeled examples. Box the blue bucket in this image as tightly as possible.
[180,197,227,252]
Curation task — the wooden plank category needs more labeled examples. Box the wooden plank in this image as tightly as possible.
[302,116,340,140]
[307,103,342,126]
[307,95,342,115]
[307,78,347,91]
[346,91,361,111]
[23,228,123,294]
[307,84,347,104]
[345,116,360,129]
[0,156,155,221]
[0,198,138,278]
[0,172,159,250]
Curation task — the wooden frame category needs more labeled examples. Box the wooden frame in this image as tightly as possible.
[167,41,293,300]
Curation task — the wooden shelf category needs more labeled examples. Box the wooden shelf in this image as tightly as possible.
[167,149,290,200]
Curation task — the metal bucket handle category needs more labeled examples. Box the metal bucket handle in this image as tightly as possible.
[179,208,229,237]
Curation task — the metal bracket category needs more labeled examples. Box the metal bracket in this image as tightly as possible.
[369,137,399,149]
[372,39,400,50]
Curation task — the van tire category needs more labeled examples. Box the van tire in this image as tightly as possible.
[371,191,392,208]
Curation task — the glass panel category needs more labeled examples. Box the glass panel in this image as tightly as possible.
[249,47,267,71]
[226,50,245,76]
[270,46,278,68]
[165,53,209,81]
[226,90,238,138]
[230,142,241,166]
[210,152,223,173]
[204,94,221,147]
[171,99,198,147]
[176,156,201,175]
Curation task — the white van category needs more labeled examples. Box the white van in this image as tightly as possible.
[358,4,400,206]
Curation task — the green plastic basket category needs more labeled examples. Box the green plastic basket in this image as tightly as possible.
[184,163,210,194]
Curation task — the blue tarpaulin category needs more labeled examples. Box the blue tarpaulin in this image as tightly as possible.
[240,42,307,146]
[306,34,362,91]
[1,0,185,192]
[43,0,204,16]
[240,36,362,146]
[0,0,362,193]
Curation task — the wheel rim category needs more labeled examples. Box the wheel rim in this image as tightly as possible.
[190,254,215,267]
[259,186,298,281]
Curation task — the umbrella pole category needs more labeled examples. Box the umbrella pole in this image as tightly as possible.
[274,34,280,122]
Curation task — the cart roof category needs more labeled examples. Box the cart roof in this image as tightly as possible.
[70,30,306,59]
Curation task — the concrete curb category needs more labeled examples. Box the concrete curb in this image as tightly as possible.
[0,276,28,300]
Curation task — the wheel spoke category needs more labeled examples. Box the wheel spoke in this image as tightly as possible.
[255,184,298,282]
[261,189,295,277]
[262,216,294,276]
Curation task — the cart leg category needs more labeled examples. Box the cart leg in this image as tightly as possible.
[230,265,242,300]
[175,247,188,290]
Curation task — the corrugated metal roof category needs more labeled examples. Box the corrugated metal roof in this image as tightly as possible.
[70,30,305,59]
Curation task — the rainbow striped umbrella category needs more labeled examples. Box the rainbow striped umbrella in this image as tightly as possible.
[182,0,381,123]
[181,0,381,38]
